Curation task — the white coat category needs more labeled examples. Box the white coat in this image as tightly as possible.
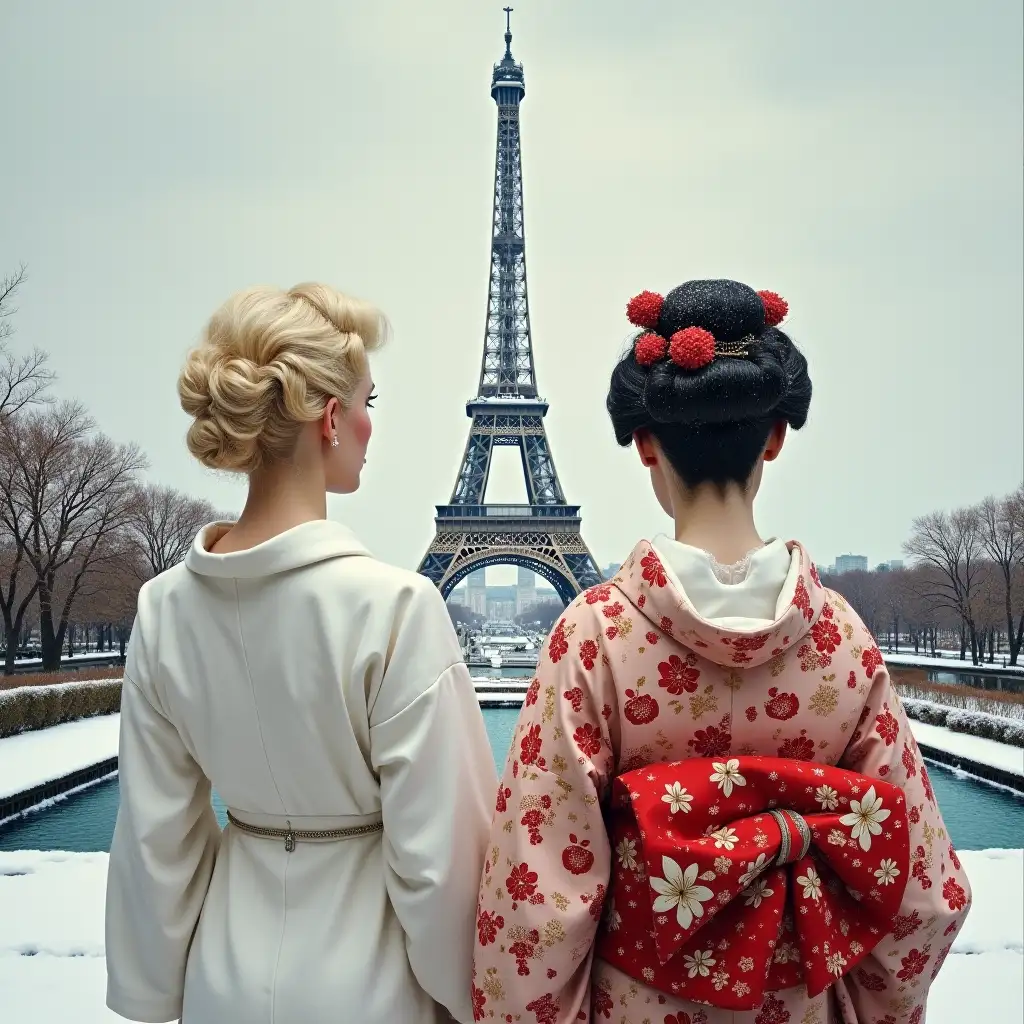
[104,520,497,1024]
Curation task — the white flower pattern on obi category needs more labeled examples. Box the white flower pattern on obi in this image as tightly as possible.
[797,865,823,901]
[814,784,839,810]
[616,836,639,871]
[710,826,739,851]
[744,878,775,908]
[826,950,848,977]
[738,853,770,887]
[684,949,717,978]
[874,858,901,886]
[709,759,746,798]
[662,781,694,815]
[650,857,715,929]
[839,786,891,851]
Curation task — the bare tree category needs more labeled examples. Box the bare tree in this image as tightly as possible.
[0,402,147,670]
[515,598,566,632]
[0,265,55,420]
[127,483,220,580]
[0,539,38,673]
[447,602,484,631]
[821,570,883,637]
[903,506,985,663]
[978,485,1024,665]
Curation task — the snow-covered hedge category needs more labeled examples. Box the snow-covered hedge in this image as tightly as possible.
[901,696,1024,748]
[0,679,122,739]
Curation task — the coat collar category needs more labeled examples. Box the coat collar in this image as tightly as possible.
[184,519,371,579]
[613,538,828,668]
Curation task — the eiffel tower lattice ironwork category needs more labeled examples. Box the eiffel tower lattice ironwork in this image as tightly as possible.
[417,12,602,605]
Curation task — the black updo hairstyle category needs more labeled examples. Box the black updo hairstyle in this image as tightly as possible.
[606,279,812,488]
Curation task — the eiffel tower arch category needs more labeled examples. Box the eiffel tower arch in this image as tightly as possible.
[418,12,602,604]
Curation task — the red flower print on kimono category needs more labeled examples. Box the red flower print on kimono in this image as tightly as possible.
[777,730,815,760]
[875,704,900,745]
[477,908,505,945]
[579,638,599,670]
[687,715,732,757]
[520,724,546,768]
[791,575,813,621]
[657,654,701,694]
[585,585,612,605]
[810,615,842,654]
[641,550,668,588]
[764,687,800,721]
[624,686,660,725]
[548,622,569,663]
[862,644,884,677]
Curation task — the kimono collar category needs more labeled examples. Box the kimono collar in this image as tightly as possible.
[185,519,371,579]
[613,538,827,669]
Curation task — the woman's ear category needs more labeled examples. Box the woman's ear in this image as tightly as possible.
[321,397,340,441]
[763,421,788,463]
[633,430,659,468]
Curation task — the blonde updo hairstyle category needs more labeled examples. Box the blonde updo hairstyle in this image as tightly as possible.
[178,283,387,474]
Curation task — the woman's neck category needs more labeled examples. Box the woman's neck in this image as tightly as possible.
[211,462,327,554]
[669,483,763,567]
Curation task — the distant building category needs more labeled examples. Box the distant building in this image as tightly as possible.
[602,563,620,580]
[467,568,487,615]
[834,554,869,575]
[516,566,537,616]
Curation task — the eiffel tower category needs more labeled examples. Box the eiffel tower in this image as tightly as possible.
[417,10,602,605]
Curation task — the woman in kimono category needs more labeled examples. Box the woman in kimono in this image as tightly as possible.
[105,283,497,1024]
[472,280,971,1023]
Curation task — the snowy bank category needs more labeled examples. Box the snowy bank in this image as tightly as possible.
[0,714,120,802]
[910,719,1024,778]
[0,849,1019,1023]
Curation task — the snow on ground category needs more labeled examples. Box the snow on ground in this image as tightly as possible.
[11,650,123,669]
[884,650,1024,675]
[910,719,1024,777]
[0,850,1018,1023]
[0,715,120,801]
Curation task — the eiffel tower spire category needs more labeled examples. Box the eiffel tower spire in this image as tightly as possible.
[480,6,534,398]
[417,17,602,605]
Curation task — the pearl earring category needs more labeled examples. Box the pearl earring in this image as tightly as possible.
[331,437,339,448]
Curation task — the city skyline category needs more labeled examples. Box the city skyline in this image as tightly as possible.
[2,1,1021,587]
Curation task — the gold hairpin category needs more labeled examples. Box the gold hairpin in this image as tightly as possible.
[715,334,756,358]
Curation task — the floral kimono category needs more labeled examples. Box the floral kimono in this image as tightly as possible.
[472,540,971,1024]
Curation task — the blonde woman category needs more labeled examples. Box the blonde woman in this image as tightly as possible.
[104,284,496,1024]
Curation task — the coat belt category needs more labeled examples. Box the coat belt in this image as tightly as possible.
[226,809,384,852]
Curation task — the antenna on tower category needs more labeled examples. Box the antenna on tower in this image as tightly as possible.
[503,6,513,56]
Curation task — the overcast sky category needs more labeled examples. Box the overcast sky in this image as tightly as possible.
[3,0,1022,584]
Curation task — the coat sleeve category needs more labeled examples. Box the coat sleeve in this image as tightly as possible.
[105,631,221,1023]
[369,583,497,1024]
[835,666,972,1024]
[472,607,615,1024]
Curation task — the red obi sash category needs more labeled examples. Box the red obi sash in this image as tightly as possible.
[595,757,910,1011]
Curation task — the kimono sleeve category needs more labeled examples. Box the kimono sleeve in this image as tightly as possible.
[835,666,972,1024]
[472,608,615,1024]
[369,581,497,1024]
[105,627,221,1023]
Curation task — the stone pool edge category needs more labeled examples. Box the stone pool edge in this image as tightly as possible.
[0,756,120,823]
[918,745,1024,795]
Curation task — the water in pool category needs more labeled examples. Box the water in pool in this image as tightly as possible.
[0,708,1020,852]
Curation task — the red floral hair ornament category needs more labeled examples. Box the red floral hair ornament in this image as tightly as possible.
[758,290,789,327]
[626,290,664,330]
[634,332,668,367]
[668,327,715,371]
